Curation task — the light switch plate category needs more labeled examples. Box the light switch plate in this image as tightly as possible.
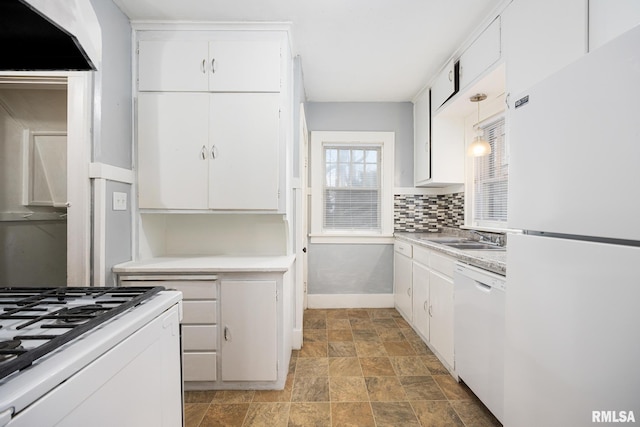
[112,192,127,211]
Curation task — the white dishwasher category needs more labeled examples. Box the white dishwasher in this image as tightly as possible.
[454,262,506,423]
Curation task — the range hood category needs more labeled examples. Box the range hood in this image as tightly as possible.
[0,0,95,71]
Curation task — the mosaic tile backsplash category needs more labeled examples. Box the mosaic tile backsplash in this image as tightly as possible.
[394,192,465,232]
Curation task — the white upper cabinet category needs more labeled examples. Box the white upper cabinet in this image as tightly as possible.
[589,0,640,51]
[459,17,501,90]
[413,88,431,185]
[502,0,587,100]
[138,38,281,92]
[431,59,458,110]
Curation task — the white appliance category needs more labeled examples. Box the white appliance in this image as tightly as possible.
[0,287,183,427]
[454,263,505,423]
[505,24,640,427]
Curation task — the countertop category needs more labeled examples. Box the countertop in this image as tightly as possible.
[113,255,296,274]
[394,232,506,276]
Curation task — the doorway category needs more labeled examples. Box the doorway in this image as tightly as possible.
[0,73,92,286]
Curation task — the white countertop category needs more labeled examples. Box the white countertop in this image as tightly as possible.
[113,255,296,274]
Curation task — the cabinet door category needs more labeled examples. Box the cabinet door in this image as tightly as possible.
[221,280,277,381]
[459,17,501,90]
[393,251,413,321]
[503,0,586,99]
[431,59,457,110]
[209,93,280,210]
[138,40,209,92]
[209,40,281,92]
[412,261,430,340]
[413,89,431,185]
[589,0,640,50]
[429,270,454,367]
[137,93,210,209]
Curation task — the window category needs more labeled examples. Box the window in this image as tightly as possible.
[310,131,394,243]
[471,116,508,228]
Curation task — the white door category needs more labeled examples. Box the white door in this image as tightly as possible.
[411,261,430,340]
[221,280,278,381]
[429,270,454,367]
[208,93,280,210]
[208,40,281,92]
[137,40,209,92]
[137,93,209,209]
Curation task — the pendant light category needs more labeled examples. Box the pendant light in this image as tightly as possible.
[468,93,492,157]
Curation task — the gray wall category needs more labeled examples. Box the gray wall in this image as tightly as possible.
[90,0,134,284]
[304,102,413,295]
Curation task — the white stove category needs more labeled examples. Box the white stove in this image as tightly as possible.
[0,287,183,427]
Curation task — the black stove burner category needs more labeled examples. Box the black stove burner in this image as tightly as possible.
[0,286,164,380]
[0,339,24,362]
[55,305,106,324]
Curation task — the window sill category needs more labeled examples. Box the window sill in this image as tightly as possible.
[309,234,395,244]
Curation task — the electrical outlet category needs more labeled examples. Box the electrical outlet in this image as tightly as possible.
[112,192,127,211]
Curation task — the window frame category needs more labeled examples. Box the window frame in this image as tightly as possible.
[310,131,395,244]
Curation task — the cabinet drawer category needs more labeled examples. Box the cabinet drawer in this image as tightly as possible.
[183,325,218,351]
[183,301,217,324]
[183,352,217,382]
[119,280,217,299]
[413,245,430,266]
[430,252,455,278]
[394,241,413,258]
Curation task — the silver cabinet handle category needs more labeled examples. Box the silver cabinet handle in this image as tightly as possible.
[448,69,453,82]
[211,145,217,159]
[505,92,511,109]
[211,58,216,74]
[224,326,231,341]
[423,300,428,312]
[407,287,412,297]
[200,145,208,160]
[424,141,429,153]
[428,304,433,317]
[201,59,206,74]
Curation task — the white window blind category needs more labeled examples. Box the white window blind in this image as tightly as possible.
[323,145,381,230]
[473,117,508,225]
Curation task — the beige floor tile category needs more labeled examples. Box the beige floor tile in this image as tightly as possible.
[303,329,328,343]
[296,357,329,377]
[328,357,362,377]
[355,341,387,357]
[349,318,375,330]
[291,376,330,402]
[421,354,450,375]
[299,342,328,358]
[305,310,328,319]
[184,403,209,427]
[327,329,353,342]
[394,317,412,328]
[369,308,398,319]
[288,402,331,427]
[370,401,421,427]
[390,356,431,376]
[372,318,399,329]
[212,390,255,404]
[359,357,396,377]
[199,403,249,427]
[242,402,290,427]
[352,329,380,342]
[346,309,370,319]
[329,376,369,402]
[450,400,502,427]
[326,318,351,330]
[377,328,407,342]
[411,401,465,427]
[364,376,407,401]
[383,341,416,356]
[326,309,349,320]
[400,375,448,401]
[328,341,357,357]
[185,390,217,403]
[331,402,376,427]
[304,317,327,329]
[433,375,475,400]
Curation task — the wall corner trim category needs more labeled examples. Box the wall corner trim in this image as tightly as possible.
[89,162,134,184]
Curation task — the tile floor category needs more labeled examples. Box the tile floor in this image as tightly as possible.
[184,308,501,427]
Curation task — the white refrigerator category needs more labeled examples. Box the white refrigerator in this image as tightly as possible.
[505,24,640,427]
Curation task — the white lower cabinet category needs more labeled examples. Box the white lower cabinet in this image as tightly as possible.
[220,280,278,382]
[394,240,455,369]
[393,241,413,321]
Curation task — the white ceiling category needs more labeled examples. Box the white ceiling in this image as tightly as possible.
[112,0,504,102]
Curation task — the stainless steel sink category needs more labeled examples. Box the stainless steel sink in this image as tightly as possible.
[443,242,506,251]
[417,236,468,243]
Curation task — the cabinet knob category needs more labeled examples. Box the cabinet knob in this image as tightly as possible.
[211,58,216,74]
[423,300,428,312]
[200,145,208,160]
[407,287,412,297]
[224,326,231,341]
[428,304,433,317]
[201,59,206,74]
[448,69,453,82]
[211,145,218,159]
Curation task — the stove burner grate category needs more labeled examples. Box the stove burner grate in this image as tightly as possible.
[0,340,25,363]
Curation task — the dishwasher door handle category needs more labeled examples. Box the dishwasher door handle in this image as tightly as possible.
[474,280,492,292]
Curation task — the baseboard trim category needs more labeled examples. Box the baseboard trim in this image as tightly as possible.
[307,294,394,309]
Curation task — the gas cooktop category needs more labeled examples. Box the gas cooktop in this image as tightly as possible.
[0,286,164,380]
